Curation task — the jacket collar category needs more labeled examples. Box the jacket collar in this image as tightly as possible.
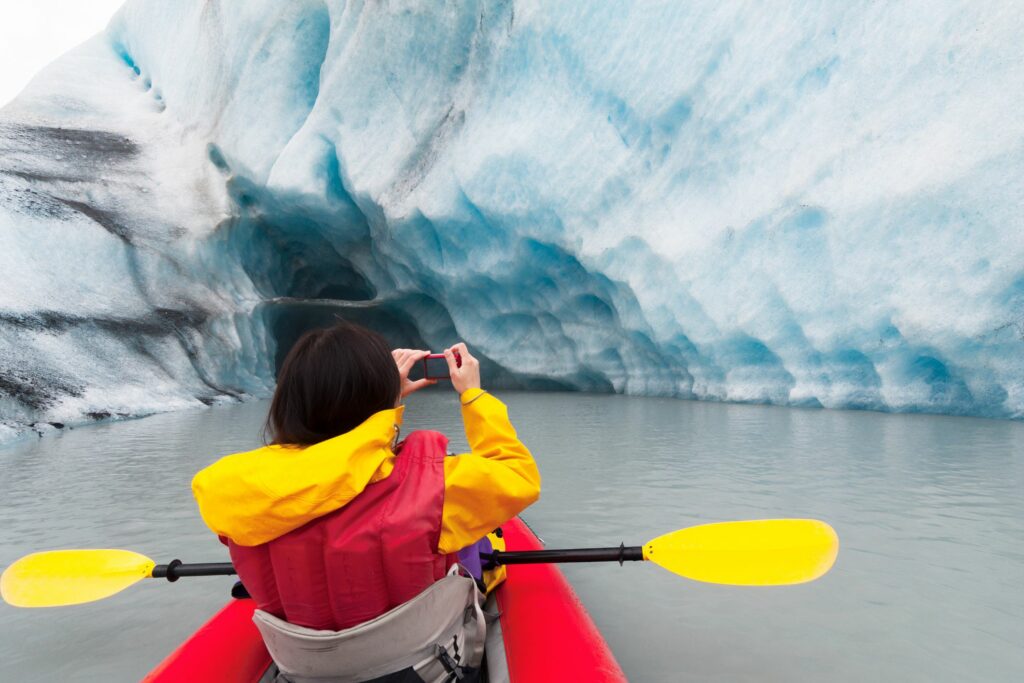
[192,404,407,546]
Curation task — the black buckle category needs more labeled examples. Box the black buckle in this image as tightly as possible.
[435,644,464,681]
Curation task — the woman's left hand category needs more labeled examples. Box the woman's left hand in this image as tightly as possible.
[392,349,436,398]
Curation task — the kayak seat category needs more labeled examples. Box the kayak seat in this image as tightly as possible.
[253,569,486,683]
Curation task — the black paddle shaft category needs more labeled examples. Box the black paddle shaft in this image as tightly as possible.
[483,544,644,566]
[150,544,645,582]
[152,560,236,582]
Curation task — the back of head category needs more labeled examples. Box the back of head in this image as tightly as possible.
[267,322,400,446]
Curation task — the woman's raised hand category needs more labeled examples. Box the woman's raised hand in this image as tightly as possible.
[444,343,481,395]
[392,349,436,398]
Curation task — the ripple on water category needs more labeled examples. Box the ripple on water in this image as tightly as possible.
[1,393,1022,682]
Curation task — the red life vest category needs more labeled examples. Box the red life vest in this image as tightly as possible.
[228,430,455,631]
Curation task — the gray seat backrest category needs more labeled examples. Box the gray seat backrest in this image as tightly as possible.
[253,570,486,683]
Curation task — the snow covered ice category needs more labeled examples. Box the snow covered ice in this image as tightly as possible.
[1,0,1023,439]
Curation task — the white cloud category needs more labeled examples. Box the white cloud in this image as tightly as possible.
[0,0,125,108]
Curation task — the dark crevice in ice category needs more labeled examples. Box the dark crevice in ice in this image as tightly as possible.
[0,308,209,335]
[0,307,241,415]
[2,124,139,159]
[55,197,135,244]
[0,369,84,411]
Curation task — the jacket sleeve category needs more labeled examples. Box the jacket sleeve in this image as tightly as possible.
[438,389,542,554]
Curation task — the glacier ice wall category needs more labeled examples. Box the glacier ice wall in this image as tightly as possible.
[2,0,1024,439]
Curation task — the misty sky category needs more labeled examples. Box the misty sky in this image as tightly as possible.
[0,1,124,108]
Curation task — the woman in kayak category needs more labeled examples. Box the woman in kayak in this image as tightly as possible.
[191,321,540,679]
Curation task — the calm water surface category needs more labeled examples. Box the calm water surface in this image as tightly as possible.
[1,392,1022,681]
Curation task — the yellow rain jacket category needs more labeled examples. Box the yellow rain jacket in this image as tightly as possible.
[192,389,540,556]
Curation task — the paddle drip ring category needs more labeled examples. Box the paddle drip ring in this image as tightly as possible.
[164,559,182,582]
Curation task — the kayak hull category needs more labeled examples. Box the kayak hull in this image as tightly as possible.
[142,597,271,682]
[144,517,626,682]
[494,519,626,682]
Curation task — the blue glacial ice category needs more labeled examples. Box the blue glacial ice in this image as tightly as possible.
[1,0,1023,439]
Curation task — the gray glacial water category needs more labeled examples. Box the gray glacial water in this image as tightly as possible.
[1,391,1022,681]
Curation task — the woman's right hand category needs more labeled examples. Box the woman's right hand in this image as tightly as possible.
[445,343,480,395]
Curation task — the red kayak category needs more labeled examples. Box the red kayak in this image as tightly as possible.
[144,517,626,682]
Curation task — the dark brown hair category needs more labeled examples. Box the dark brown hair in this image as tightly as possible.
[266,321,400,446]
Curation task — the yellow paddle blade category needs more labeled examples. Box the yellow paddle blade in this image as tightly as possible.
[643,519,838,586]
[1,550,155,607]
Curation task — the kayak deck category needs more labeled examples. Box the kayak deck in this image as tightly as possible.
[144,517,625,682]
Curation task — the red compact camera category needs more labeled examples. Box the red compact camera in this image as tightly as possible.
[423,350,461,379]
